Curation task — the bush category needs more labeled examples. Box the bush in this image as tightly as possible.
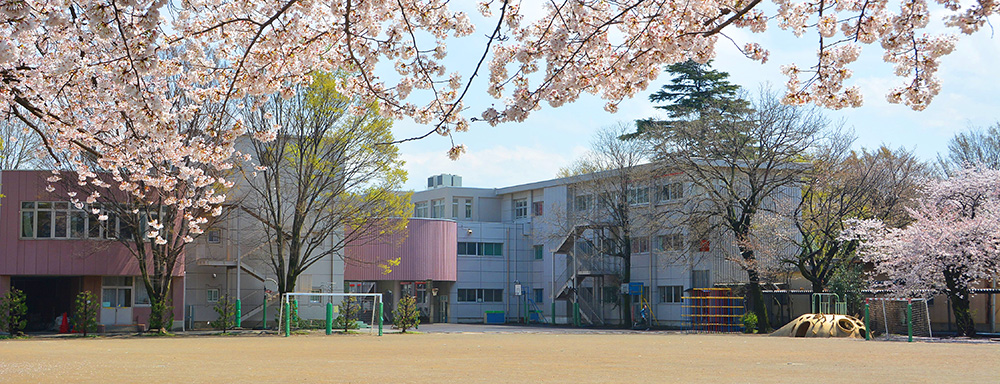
[741,312,758,334]
[332,297,360,332]
[828,263,867,316]
[212,295,237,333]
[0,289,27,336]
[393,295,420,333]
[71,291,99,336]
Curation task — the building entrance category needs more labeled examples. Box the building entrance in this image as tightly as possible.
[10,276,83,332]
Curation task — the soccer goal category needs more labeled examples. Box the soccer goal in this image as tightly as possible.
[279,293,383,336]
[865,298,932,341]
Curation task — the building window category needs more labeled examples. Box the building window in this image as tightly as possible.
[134,280,151,306]
[658,182,684,202]
[414,201,429,218]
[659,285,683,303]
[452,198,473,219]
[310,288,322,303]
[464,198,473,219]
[657,234,684,251]
[533,288,544,304]
[574,194,592,212]
[692,270,710,289]
[513,199,528,218]
[206,289,220,303]
[431,199,445,218]
[532,201,544,216]
[207,228,222,244]
[458,242,504,256]
[627,187,650,205]
[21,201,123,240]
[533,245,544,260]
[631,236,650,253]
[457,288,503,302]
[452,198,460,218]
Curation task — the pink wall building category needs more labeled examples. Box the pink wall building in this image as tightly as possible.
[345,218,457,323]
[0,170,184,331]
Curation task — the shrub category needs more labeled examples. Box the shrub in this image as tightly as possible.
[0,289,27,336]
[71,291,99,336]
[393,295,420,333]
[741,312,758,334]
[212,295,237,333]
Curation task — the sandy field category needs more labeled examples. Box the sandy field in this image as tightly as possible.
[1,330,998,383]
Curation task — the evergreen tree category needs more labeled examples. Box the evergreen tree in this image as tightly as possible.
[0,289,27,336]
[632,60,750,137]
[71,291,99,336]
[393,295,420,333]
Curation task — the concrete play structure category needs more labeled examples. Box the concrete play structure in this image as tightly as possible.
[770,314,867,339]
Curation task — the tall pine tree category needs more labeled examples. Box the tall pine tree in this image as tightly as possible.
[632,60,750,137]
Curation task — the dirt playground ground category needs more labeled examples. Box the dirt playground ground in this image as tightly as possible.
[1,329,998,383]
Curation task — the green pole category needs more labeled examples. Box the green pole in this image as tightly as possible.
[907,300,913,342]
[524,296,529,324]
[326,302,333,335]
[864,301,870,341]
[283,301,290,337]
[262,296,268,330]
[573,302,580,327]
[377,301,384,336]
[236,299,242,329]
[551,302,556,325]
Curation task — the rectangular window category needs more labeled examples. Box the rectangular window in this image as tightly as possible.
[631,237,650,253]
[414,202,429,218]
[310,288,322,303]
[457,242,504,256]
[657,234,684,251]
[531,201,544,216]
[533,245,544,260]
[457,289,503,302]
[628,187,650,205]
[692,270,710,289]
[36,209,52,238]
[464,198,473,219]
[70,210,87,239]
[659,285,684,303]
[513,199,528,218]
[659,182,684,202]
[574,194,591,212]
[452,198,460,218]
[207,228,222,244]
[134,281,151,306]
[533,288,544,304]
[431,199,445,218]
[20,209,34,238]
[206,289,220,303]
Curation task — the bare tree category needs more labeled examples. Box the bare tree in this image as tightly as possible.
[937,122,1000,174]
[792,136,930,294]
[646,88,828,332]
[1,111,48,170]
[558,123,683,326]
[240,73,411,297]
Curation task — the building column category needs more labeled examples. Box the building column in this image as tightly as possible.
[0,275,10,295]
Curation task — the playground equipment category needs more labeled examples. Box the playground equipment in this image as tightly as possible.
[682,287,744,332]
[279,293,383,337]
[771,313,867,338]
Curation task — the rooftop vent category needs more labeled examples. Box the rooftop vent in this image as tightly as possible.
[427,174,462,189]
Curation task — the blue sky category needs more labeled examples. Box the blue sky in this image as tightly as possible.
[389,7,1000,192]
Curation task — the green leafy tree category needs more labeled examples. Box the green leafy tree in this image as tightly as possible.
[71,291,99,336]
[393,295,420,333]
[213,295,237,333]
[240,73,412,299]
[0,289,28,336]
[333,297,361,332]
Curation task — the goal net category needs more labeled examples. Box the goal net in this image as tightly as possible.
[866,298,932,340]
[279,293,383,335]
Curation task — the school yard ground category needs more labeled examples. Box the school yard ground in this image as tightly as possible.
[1,324,997,383]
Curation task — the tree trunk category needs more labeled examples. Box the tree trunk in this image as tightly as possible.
[746,269,770,333]
[948,291,976,337]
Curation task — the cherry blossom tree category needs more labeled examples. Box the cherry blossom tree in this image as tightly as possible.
[848,165,1000,337]
[2,0,995,234]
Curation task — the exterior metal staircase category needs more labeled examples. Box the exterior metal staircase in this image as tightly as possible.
[553,225,621,326]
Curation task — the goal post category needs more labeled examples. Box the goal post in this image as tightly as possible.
[865,298,932,341]
[279,293,383,336]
